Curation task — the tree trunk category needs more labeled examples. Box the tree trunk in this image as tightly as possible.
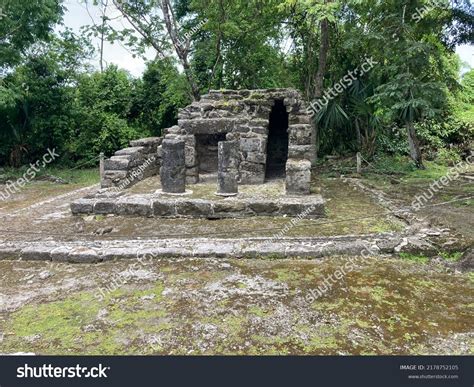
[161,0,201,101]
[311,7,330,166]
[407,121,424,169]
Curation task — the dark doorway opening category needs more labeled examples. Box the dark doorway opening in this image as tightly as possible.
[265,100,289,179]
[196,133,227,173]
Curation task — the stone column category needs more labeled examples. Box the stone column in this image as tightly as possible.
[217,140,239,196]
[160,139,186,193]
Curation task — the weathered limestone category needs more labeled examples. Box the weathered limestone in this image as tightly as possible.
[176,88,314,190]
[101,138,161,189]
[286,159,311,195]
[0,232,421,262]
[70,194,325,219]
[160,139,186,194]
[217,140,240,196]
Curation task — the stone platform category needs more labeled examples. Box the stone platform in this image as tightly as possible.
[71,175,325,219]
[71,194,325,219]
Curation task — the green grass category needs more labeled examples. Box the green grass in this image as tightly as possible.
[41,168,99,185]
[439,251,463,262]
[371,155,417,175]
[368,156,454,181]
[399,252,430,264]
[0,167,99,186]
[405,162,449,181]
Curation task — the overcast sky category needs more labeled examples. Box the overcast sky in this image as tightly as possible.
[63,0,474,77]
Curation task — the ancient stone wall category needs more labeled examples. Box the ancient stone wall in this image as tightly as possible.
[101,88,314,195]
[101,137,162,189]
[176,88,314,186]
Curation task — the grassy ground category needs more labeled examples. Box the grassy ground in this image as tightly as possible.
[0,174,405,241]
[0,257,472,355]
[0,167,99,186]
[0,158,472,355]
[0,168,99,213]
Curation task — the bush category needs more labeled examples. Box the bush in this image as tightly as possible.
[416,117,473,164]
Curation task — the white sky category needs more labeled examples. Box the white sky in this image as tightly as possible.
[62,0,155,76]
[63,0,474,77]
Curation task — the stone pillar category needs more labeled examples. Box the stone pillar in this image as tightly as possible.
[182,135,199,184]
[160,139,186,193]
[286,159,311,195]
[217,140,239,196]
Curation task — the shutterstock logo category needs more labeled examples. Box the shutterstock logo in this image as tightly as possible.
[0,8,5,20]
[17,364,110,379]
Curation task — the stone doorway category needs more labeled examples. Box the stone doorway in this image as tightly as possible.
[265,99,289,179]
[196,133,227,174]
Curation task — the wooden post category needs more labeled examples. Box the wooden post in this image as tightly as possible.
[356,152,362,174]
[99,152,105,187]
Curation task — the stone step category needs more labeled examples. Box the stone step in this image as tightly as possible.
[0,233,414,263]
[70,195,326,219]
[129,137,162,148]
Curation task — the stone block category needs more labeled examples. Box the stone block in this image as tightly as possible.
[152,200,176,217]
[244,152,266,164]
[278,202,306,216]
[184,144,198,167]
[248,200,279,214]
[104,157,130,171]
[94,200,117,214]
[239,161,265,184]
[130,137,162,148]
[178,118,239,134]
[289,114,312,125]
[213,200,247,216]
[160,139,186,194]
[58,247,102,264]
[288,145,313,160]
[186,166,199,184]
[104,170,128,181]
[116,197,152,217]
[249,126,268,135]
[240,137,266,153]
[288,124,312,146]
[115,146,145,156]
[286,159,311,195]
[21,246,52,261]
[70,199,94,214]
[0,247,20,260]
[217,140,240,196]
[176,200,213,217]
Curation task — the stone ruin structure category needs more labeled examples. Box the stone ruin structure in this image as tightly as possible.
[172,88,313,195]
[72,88,325,219]
[101,88,314,195]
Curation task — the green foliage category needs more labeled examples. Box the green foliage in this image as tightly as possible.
[455,69,474,124]
[131,59,191,135]
[0,0,63,68]
[399,253,429,264]
[439,251,463,262]
[0,33,86,166]
[416,117,473,164]
[190,0,293,90]
[0,0,472,170]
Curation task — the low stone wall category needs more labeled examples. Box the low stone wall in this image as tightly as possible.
[0,232,438,262]
[101,137,162,189]
[71,194,326,219]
